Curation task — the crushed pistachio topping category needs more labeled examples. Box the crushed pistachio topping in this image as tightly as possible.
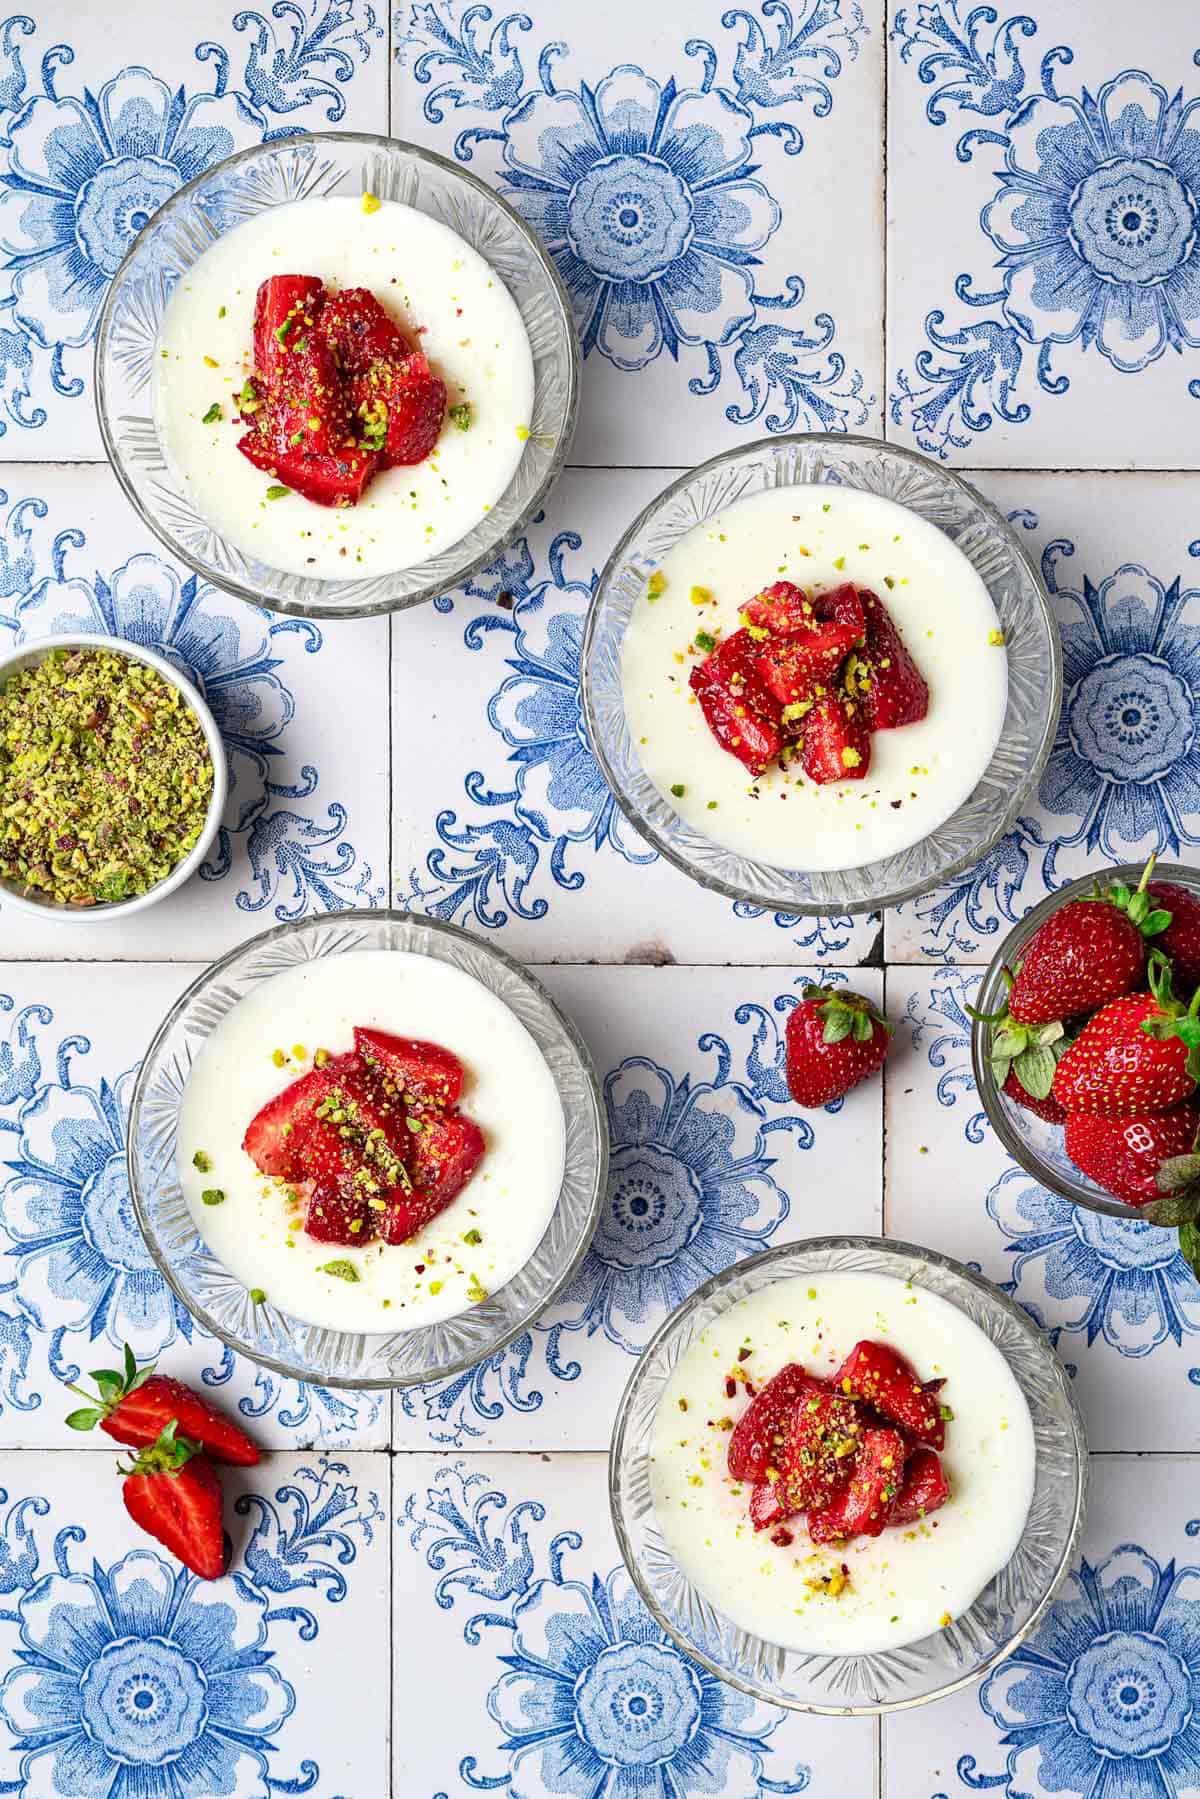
[0,647,214,907]
[201,1189,225,1206]
[515,424,530,441]
[361,191,382,214]
[694,630,716,653]
[448,402,472,431]
[467,1276,489,1303]
[201,402,222,424]
[647,570,667,599]
[249,1288,267,1305]
[840,746,862,768]
[988,628,1005,646]
[318,1260,360,1281]
[670,782,686,798]
[689,585,713,606]
[192,1150,212,1173]
[202,355,219,369]
[462,1228,483,1246]
[265,484,290,501]
[236,377,259,415]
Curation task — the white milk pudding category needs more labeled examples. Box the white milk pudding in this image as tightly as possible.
[649,1271,1036,1655]
[621,485,1008,872]
[177,950,565,1333]
[155,196,534,578]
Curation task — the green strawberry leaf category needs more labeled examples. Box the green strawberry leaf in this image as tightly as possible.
[1155,1154,1200,1192]
[1144,1188,1200,1227]
[1035,1022,1065,1047]
[65,1407,101,1431]
[1014,1043,1057,1100]
[851,1010,875,1044]
[1127,889,1150,926]
[990,1055,1013,1089]
[1186,1042,1200,1085]
[1108,883,1133,911]
[1178,1219,1200,1282]
[992,1028,1029,1061]
[88,1370,124,1402]
[123,1343,137,1388]
[822,1011,854,1044]
[1142,909,1172,937]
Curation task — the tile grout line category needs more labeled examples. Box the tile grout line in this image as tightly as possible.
[387,1444,396,1798]
[11,457,1200,475]
[879,0,890,453]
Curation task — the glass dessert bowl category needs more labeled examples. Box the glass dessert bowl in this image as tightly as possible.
[95,133,579,619]
[127,910,606,1387]
[971,861,1200,1219]
[609,1236,1086,1714]
[582,435,1060,915]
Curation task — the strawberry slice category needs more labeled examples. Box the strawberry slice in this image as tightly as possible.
[798,691,871,785]
[739,580,814,637]
[808,1426,908,1543]
[835,1341,946,1449]
[379,354,447,466]
[727,1364,827,1482]
[354,1027,464,1107]
[253,274,325,384]
[689,629,784,777]
[120,1424,228,1581]
[259,335,352,463]
[319,286,410,372]
[377,1113,485,1245]
[249,442,380,508]
[66,1346,260,1465]
[756,583,866,705]
[890,1446,950,1525]
[749,1476,790,1532]
[241,1058,353,1180]
[854,589,929,730]
[748,1388,864,1526]
[303,1178,376,1245]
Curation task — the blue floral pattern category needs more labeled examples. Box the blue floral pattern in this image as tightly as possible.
[0,989,384,1442]
[935,1545,1200,1798]
[0,2,381,435]
[398,0,872,431]
[3,490,383,921]
[398,984,818,1442]
[0,1457,381,1797]
[402,1462,810,1798]
[890,6,1200,451]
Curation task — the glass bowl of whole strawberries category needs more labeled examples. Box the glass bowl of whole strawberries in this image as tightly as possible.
[972,859,1200,1271]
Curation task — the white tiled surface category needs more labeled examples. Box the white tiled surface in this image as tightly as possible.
[3,2,1200,1795]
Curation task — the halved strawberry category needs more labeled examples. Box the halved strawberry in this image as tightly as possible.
[890,1446,950,1526]
[756,583,866,704]
[253,274,325,384]
[319,286,409,372]
[120,1424,227,1581]
[740,580,814,637]
[835,1340,945,1449]
[798,691,871,785]
[727,1364,827,1483]
[853,589,928,730]
[689,629,783,777]
[66,1346,260,1466]
[241,1057,356,1180]
[354,1027,463,1107]
[808,1426,908,1543]
[378,354,447,466]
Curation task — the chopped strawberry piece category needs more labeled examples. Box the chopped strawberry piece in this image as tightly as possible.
[259,335,352,463]
[354,1027,464,1107]
[301,1179,376,1245]
[890,1447,950,1525]
[380,354,447,466]
[756,583,866,704]
[689,629,783,777]
[727,1364,828,1482]
[241,1056,356,1180]
[835,1340,945,1449]
[277,445,380,508]
[808,1426,908,1543]
[319,286,409,372]
[739,580,814,637]
[410,1110,485,1208]
[798,691,871,785]
[854,589,929,730]
[759,1388,865,1519]
[749,1476,790,1532]
[236,427,276,474]
[253,274,324,384]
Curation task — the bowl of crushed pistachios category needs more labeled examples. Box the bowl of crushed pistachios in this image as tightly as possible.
[0,634,226,919]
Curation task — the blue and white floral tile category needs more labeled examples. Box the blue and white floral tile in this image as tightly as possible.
[0,960,391,1449]
[885,470,1200,963]
[396,1453,878,1799]
[880,1454,1200,1799]
[393,466,882,964]
[0,1449,389,1798]
[0,0,387,461]
[394,963,883,1448]
[0,463,389,959]
[886,965,1200,1454]
[887,2,1200,468]
[391,0,884,467]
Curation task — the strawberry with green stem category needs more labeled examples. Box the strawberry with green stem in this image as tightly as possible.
[65,1344,261,1465]
[1052,950,1200,1117]
[785,987,891,1107]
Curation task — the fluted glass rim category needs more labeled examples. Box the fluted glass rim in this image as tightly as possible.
[95,131,580,620]
[609,1234,1088,1715]
[127,908,606,1388]
[581,434,1061,915]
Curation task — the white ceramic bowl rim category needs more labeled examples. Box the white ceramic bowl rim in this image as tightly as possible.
[0,632,227,923]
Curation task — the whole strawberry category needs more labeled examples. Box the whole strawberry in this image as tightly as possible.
[1001,1065,1067,1124]
[785,987,891,1108]
[1064,1103,1200,1205]
[1148,879,1200,987]
[1007,859,1171,1028]
[1051,954,1200,1118]
[65,1344,261,1465]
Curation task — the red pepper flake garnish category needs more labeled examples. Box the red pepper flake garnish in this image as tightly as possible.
[724,1377,737,1399]
[737,1346,752,1362]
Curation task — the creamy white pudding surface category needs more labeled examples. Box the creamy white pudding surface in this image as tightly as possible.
[155,196,534,578]
[177,950,565,1333]
[621,485,1008,871]
[649,1271,1036,1655]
